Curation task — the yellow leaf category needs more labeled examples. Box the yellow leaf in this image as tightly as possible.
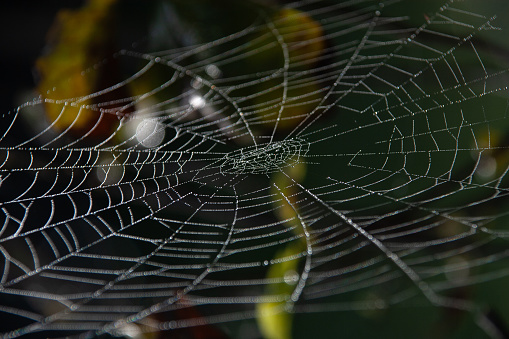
[256,243,305,339]
[36,0,119,136]
[248,8,326,132]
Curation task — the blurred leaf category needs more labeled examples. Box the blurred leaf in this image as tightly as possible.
[257,162,308,339]
[36,0,119,136]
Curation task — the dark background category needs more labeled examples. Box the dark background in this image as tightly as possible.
[0,1,84,114]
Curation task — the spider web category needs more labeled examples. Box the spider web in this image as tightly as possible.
[1,0,509,337]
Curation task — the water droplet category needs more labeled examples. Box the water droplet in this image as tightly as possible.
[189,95,206,109]
[205,64,222,79]
[136,119,165,148]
